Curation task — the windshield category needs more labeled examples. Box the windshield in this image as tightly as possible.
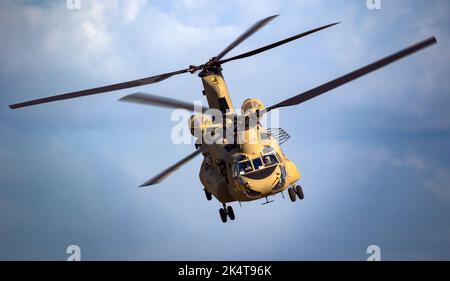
[236,152,280,177]
[252,157,264,170]
[238,160,253,175]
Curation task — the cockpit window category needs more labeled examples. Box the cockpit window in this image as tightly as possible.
[262,146,274,155]
[252,157,264,170]
[262,153,278,167]
[238,160,253,175]
[260,131,270,141]
[238,154,248,161]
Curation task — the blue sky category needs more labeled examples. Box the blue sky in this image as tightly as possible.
[0,0,449,260]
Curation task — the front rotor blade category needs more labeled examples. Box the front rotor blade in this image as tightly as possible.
[119,92,208,113]
[219,22,340,64]
[9,68,190,109]
[139,149,203,187]
[267,36,437,111]
[215,14,278,61]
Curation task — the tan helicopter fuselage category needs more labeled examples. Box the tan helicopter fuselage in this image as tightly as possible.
[195,69,301,203]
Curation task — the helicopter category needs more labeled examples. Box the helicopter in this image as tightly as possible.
[9,15,436,223]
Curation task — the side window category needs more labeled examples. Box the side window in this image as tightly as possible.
[238,154,248,161]
[262,154,278,167]
[275,152,283,163]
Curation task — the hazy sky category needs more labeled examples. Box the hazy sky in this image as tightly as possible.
[1,0,449,260]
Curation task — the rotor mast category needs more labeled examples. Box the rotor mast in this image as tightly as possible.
[199,64,235,114]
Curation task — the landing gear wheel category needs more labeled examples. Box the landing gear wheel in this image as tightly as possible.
[288,187,297,202]
[227,206,235,220]
[204,189,212,201]
[294,185,304,200]
[219,208,227,223]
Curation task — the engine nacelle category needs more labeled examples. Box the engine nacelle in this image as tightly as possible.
[241,98,265,115]
[189,115,213,137]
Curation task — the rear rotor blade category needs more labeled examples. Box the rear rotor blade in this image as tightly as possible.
[139,149,203,187]
[9,68,190,109]
[119,92,209,113]
[219,22,340,64]
[215,14,278,61]
[267,36,437,111]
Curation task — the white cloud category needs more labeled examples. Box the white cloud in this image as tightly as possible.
[123,0,147,23]
[390,154,426,170]
[0,1,121,78]
[425,169,450,202]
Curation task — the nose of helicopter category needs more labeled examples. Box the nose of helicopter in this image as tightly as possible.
[241,164,282,196]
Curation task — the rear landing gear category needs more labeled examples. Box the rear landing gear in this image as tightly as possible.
[288,184,304,202]
[227,206,235,220]
[219,208,227,223]
[288,187,297,202]
[294,185,304,200]
[219,204,235,223]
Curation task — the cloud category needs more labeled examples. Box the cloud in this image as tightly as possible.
[390,154,426,170]
[0,1,123,79]
[425,169,450,202]
[123,0,147,23]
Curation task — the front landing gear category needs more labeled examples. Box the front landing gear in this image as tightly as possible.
[288,187,297,202]
[219,204,235,223]
[227,206,235,220]
[294,185,304,200]
[219,208,227,223]
[204,189,212,201]
[288,185,304,202]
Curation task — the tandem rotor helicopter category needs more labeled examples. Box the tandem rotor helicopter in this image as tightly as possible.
[10,15,436,223]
